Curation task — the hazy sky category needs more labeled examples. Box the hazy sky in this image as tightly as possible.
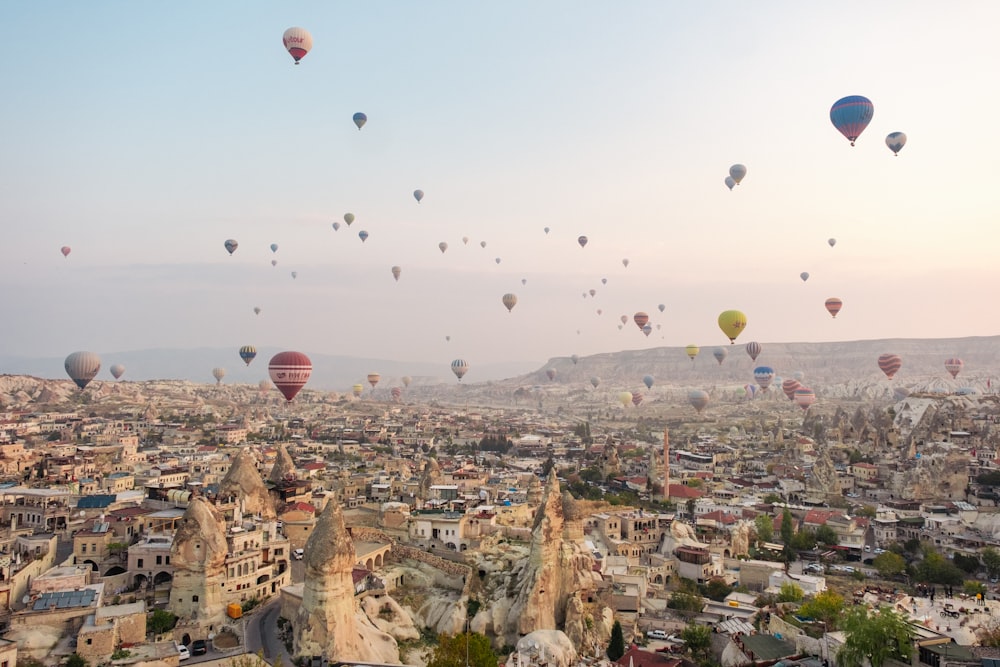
[2,2,998,374]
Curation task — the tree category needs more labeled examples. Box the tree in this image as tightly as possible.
[607,621,625,661]
[915,551,965,586]
[66,656,88,667]
[148,609,178,635]
[798,590,845,630]
[680,624,712,661]
[815,524,838,546]
[703,578,732,602]
[754,514,773,543]
[428,632,496,667]
[953,552,981,575]
[872,551,907,578]
[790,529,817,551]
[780,508,794,545]
[777,582,804,603]
[838,605,914,667]
[983,547,1000,579]
[762,493,783,505]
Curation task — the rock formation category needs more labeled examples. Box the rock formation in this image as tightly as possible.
[293,501,399,663]
[168,497,230,628]
[218,449,277,520]
[269,443,297,483]
[505,630,579,667]
[730,521,753,557]
[601,443,620,478]
[807,447,841,499]
[419,458,442,504]
[889,452,970,501]
[526,474,543,506]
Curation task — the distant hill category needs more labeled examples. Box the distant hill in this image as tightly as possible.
[0,348,541,391]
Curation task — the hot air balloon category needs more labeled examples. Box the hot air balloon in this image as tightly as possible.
[944,358,964,379]
[744,384,757,399]
[445,335,451,341]
[631,393,643,407]
[794,387,816,410]
[402,375,412,387]
[259,378,270,393]
[391,266,401,281]
[65,351,101,390]
[825,298,843,318]
[878,353,902,380]
[718,310,747,343]
[724,176,736,191]
[688,389,710,414]
[569,355,580,366]
[792,371,805,382]
[271,260,278,267]
[110,364,125,380]
[634,312,649,330]
[745,341,762,361]
[543,227,550,234]
[367,372,381,389]
[885,131,906,155]
[358,230,369,243]
[462,236,470,245]
[577,235,588,248]
[253,307,261,315]
[753,366,775,390]
[282,27,313,64]
[622,258,630,268]
[291,271,298,279]
[353,112,367,130]
[502,293,518,312]
[617,391,632,407]
[60,246,71,257]
[713,347,728,365]
[596,309,602,315]
[601,278,607,285]
[642,324,652,337]
[239,345,257,366]
[212,367,226,385]
[800,272,810,282]
[589,289,597,297]
[332,222,341,231]
[439,242,448,254]
[643,374,654,390]
[546,368,557,381]
[828,238,836,247]
[413,190,424,203]
[658,304,666,313]
[391,387,402,401]
[521,278,527,286]
[620,315,628,325]
[495,257,501,265]
[830,95,874,146]
[224,239,238,255]
[590,377,601,389]
[480,241,487,248]
[451,359,469,381]
[729,164,747,184]
[685,345,700,361]
[352,383,364,397]
[269,351,312,401]
[344,213,355,226]
[270,243,278,253]
[782,378,802,400]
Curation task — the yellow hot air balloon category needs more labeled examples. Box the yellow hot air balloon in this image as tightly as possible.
[685,344,700,361]
[617,391,633,408]
[717,310,747,344]
[352,383,364,398]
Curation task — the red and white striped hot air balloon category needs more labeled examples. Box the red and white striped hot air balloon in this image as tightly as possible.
[944,358,964,379]
[268,351,312,401]
[878,354,902,380]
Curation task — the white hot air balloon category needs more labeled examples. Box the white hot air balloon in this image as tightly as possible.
[282,27,313,65]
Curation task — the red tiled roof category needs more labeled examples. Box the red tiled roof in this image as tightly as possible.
[668,484,704,499]
[615,646,683,667]
[301,462,326,471]
[285,502,316,514]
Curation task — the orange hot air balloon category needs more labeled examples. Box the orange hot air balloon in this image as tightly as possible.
[633,312,649,330]
[268,351,312,401]
[367,372,381,389]
[825,298,843,318]
[878,354,902,380]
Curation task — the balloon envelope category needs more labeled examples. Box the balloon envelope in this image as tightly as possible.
[794,387,816,410]
[828,238,836,247]
[878,353,902,380]
[253,307,261,315]
[65,351,101,389]
[413,189,424,203]
[239,345,257,366]
[571,354,580,365]
[391,266,401,281]
[590,377,601,389]
[658,304,665,313]
[886,131,906,155]
[439,242,448,253]
[685,344,700,361]
[282,27,313,64]
[451,359,469,381]
[402,376,412,387]
[729,164,747,184]
[643,374,654,390]
[212,367,226,384]
[352,383,364,397]
[61,246,71,257]
[713,347,728,365]
[718,310,747,343]
[224,239,238,255]
[502,293,518,312]
[358,230,369,242]
[110,363,125,380]
[782,378,802,400]
[543,227,550,234]
[353,112,367,130]
[344,213,355,225]
[753,366,775,390]
[642,324,652,337]
[633,312,649,329]
[830,95,874,146]
[269,351,313,401]
[332,222,341,231]
[622,258,630,268]
[800,272,810,282]
[825,298,843,318]
[617,391,632,407]
[688,389,710,413]
[367,372,380,389]
[745,341,762,361]
[270,243,278,253]
[724,176,735,191]
[944,357,964,379]
[545,368,557,381]
[577,235,588,248]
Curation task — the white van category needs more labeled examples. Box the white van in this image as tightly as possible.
[647,629,669,640]
[176,643,190,661]
[293,548,304,560]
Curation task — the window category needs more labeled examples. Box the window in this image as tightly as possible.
[166,556,170,564]
[81,545,86,553]
[192,595,199,602]
[156,555,162,565]
[137,558,144,568]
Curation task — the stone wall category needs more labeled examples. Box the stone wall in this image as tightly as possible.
[388,544,473,595]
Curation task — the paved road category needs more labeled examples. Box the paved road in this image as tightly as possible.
[248,599,295,667]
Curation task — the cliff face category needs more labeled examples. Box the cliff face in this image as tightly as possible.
[479,475,606,648]
[890,453,970,501]
[168,498,229,626]
[294,501,399,663]
[808,448,842,498]
[218,449,277,520]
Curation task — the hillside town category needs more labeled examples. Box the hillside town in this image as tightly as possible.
[1,376,1000,667]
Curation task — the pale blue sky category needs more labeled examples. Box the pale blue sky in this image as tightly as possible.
[2,2,998,376]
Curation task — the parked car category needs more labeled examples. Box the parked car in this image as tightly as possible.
[293,548,305,560]
[176,643,190,661]
[804,563,824,573]
[191,639,208,656]
[647,629,669,640]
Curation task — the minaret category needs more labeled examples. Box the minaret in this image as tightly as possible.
[662,429,670,500]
